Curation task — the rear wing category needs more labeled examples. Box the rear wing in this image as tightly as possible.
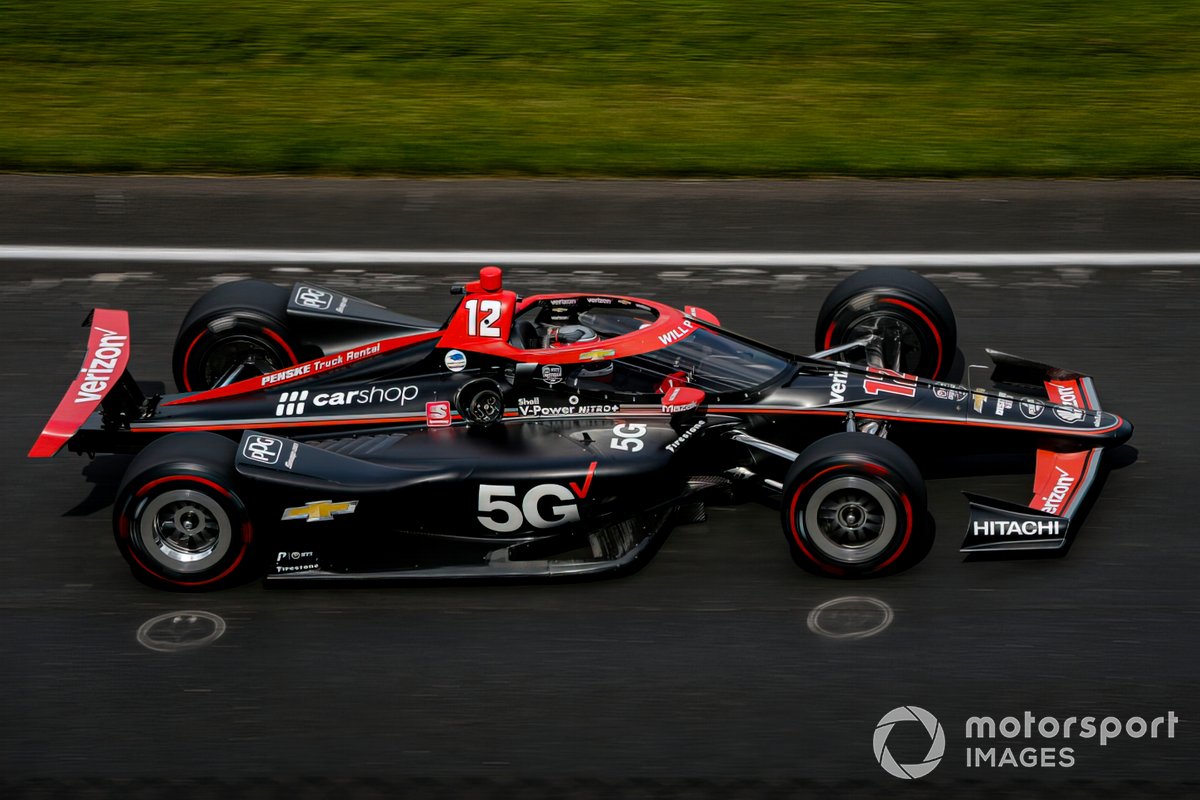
[960,351,1107,554]
[28,309,141,458]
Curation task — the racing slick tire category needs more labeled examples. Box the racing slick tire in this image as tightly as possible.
[173,279,300,392]
[113,432,255,590]
[816,267,957,380]
[780,432,932,578]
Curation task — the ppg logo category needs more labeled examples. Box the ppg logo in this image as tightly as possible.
[242,434,283,465]
[276,390,309,416]
[294,286,333,310]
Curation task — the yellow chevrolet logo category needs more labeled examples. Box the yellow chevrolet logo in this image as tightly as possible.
[578,348,615,362]
[281,500,358,523]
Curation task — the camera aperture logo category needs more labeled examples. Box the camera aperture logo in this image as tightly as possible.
[873,706,946,779]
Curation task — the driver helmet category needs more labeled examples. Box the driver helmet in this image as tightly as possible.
[551,325,614,383]
[550,324,599,347]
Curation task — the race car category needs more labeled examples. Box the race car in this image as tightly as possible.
[29,266,1132,589]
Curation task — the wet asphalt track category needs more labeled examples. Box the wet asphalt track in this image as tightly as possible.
[1,178,1199,797]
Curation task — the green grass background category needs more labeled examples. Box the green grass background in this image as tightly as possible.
[1,0,1197,176]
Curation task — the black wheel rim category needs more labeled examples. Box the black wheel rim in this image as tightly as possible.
[844,311,924,374]
[801,475,898,564]
[199,334,287,389]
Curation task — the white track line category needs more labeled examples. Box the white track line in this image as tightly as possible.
[0,245,1198,267]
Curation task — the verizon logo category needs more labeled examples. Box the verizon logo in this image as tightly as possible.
[75,327,128,403]
[1039,466,1076,514]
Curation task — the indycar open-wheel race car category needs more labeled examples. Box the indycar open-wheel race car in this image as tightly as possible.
[30,266,1132,589]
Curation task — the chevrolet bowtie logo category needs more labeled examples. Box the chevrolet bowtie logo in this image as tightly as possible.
[281,500,358,523]
[578,348,615,362]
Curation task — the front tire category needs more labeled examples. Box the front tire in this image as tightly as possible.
[816,267,957,379]
[114,433,255,590]
[780,432,931,578]
[173,280,299,392]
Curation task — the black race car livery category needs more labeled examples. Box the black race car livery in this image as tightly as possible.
[30,266,1132,589]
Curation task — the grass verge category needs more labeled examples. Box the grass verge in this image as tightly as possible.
[1,1,1198,176]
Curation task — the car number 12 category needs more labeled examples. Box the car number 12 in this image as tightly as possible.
[465,298,503,338]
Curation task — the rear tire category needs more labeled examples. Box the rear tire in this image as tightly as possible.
[780,432,932,578]
[173,280,299,392]
[816,268,957,380]
[113,433,255,590]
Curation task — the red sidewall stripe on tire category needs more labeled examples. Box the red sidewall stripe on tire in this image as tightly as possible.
[123,475,252,588]
[788,465,849,576]
[260,325,298,364]
[788,463,912,576]
[180,329,208,392]
[181,325,297,393]
[879,297,943,377]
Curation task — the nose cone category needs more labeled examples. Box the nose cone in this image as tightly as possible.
[1101,413,1134,446]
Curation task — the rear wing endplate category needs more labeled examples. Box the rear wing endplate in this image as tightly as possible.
[29,309,136,458]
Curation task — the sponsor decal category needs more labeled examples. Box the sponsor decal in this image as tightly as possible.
[284,442,299,470]
[585,297,614,305]
[610,422,648,452]
[541,364,563,385]
[874,706,945,780]
[994,392,1014,417]
[336,296,348,314]
[971,389,988,414]
[426,400,452,427]
[1020,397,1045,419]
[281,499,358,523]
[294,286,333,310]
[477,482,583,533]
[578,348,616,362]
[242,434,282,465]
[933,383,969,402]
[310,384,419,408]
[74,327,128,403]
[261,363,312,386]
[657,319,694,346]
[276,390,308,416]
[444,349,467,372]
[1039,466,1075,514]
[274,549,320,571]
[665,419,706,453]
[1052,383,1085,423]
[516,397,620,417]
[972,519,1063,537]
[829,369,848,403]
[1055,407,1084,423]
[661,385,705,414]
